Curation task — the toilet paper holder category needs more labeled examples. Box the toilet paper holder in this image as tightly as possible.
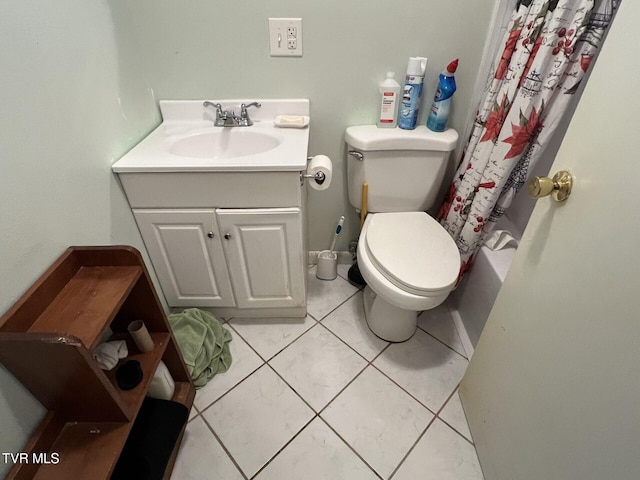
[300,156,326,185]
[300,171,326,184]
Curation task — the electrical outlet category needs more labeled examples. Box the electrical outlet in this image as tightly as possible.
[269,18,302,57]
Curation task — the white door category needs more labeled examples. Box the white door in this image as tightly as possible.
[460,3,640,479]
[133,209,235,307]
[216,208,306,309]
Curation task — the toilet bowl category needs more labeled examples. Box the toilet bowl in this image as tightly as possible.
[345,125,460,342]
[357,212,459,342]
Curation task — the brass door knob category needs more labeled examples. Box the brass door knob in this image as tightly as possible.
[528,170,573,202]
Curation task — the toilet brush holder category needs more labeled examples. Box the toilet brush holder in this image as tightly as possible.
[316,250,338,280]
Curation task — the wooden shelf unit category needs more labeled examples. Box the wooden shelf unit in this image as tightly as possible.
[0,246,195,480]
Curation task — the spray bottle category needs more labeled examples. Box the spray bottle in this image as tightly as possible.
[398,57,428,130]
[427,59,458,132]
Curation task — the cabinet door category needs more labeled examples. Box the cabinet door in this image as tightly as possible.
[133,209,235,307]
[216,208,306,309]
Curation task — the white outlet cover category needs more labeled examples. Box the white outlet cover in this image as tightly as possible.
[269,18,302,57]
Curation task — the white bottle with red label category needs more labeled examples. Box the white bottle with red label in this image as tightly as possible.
[377,72,400,128]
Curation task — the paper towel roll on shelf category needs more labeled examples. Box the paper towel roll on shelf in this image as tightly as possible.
[306,155,332,191]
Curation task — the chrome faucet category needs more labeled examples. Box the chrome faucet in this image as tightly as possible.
[203,101,261,127]
[203,101,237,127]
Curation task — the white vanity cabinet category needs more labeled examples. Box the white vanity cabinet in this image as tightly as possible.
[112,99,311,317]
[120,171,307,317]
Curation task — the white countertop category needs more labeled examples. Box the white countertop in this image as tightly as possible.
[112,99,310,173]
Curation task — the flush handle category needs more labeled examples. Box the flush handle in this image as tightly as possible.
[528,170,573,202]
[348,150,364,161]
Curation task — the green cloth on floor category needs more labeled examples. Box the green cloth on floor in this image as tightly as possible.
[168,308,232,388]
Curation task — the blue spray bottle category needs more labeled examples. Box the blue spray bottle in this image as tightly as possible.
[398,57,428,130]
[427,59,458,132]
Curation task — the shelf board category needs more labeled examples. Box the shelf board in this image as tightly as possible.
[28,266,142,349]
[32,421,131,480]
[105,332,171,419]
[172,381,195,407]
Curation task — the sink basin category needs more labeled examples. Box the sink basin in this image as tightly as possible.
[168,129,282,159]
[111,99,310,172]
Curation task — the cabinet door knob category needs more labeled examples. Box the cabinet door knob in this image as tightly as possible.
[224,233,232,240]
[207,232,215,238]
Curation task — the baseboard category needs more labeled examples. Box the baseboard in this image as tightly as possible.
[308,250,352,266]
[448,304,475,358]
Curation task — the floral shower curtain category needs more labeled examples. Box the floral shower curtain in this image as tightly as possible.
[437,0,620,280]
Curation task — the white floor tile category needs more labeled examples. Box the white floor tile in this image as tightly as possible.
[417,303,467,358]
[322,291,388,361]
[228,315,316,360]
[393,419,484,480]
[373,328,468,413]
[439,389,473,442]
[322,366,433,479]
[171,416,243,480]
[194,331,264,411]
[269,324,367,411]
[255,418,379,480]
[202,365,314,478]
[307,267,359,320]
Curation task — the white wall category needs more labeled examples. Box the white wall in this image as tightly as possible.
[0,1,158,475]
[0,1,500,473]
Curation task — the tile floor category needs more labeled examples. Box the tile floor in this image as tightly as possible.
[171,264,484,480]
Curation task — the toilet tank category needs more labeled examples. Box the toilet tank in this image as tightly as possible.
[346,125,458,212]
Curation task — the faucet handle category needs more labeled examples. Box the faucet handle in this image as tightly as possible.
[204,101,225,115]
[240,102,261,118]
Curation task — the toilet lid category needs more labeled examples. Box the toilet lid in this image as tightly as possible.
[365,212,460,295]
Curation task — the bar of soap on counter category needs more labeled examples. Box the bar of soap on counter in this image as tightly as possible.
[274,115,309,128]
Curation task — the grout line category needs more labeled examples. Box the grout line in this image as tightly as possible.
[317,415,385,480]
[367,362,438,417]
[308,282,363,322]
[434,382,476,446]
[434,381,462,417]
[437,416,475,446]
[199,413,250,480]
[388,415,439,479]
[316,314,388,365]
[265,353,320,415]
[195,330,266,415]
[247,415,317,479]
[315,361,369,418]
[197,361,265,416]
[228,314,320,363]
[416,323,469,360]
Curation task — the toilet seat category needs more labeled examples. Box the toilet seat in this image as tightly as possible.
[364,212,459,296]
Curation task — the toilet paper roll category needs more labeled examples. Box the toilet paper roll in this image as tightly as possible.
[307,155,332,191]
[128,320,154,353]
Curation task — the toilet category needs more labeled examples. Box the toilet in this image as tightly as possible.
[346,125,460,342]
